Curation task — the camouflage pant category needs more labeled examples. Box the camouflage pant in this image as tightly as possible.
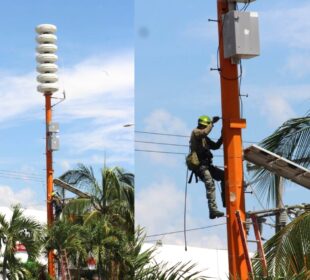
[198,165,225,212]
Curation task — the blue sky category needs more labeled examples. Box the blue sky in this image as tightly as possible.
[0,0,309,253]
[0,1,133,215]
[135,0,310,249]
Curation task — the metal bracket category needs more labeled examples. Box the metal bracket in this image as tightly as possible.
[52,90,66,107]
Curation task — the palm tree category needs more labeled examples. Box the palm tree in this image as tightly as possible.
[45,219,86,279]
[249,113,310,203]
[248,113,310,231]
[252,212,310,279]
[247,113,310,278]
[60,165,134,230]
[57,164,134,279]
[0,205,43,279]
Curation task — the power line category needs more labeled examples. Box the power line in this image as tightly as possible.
[0,169,43,179]
[135,130,258,144]
[135,149,187,155]
[145,222,226,238]
[244,172,275,223]
[135,130,189,138]
[135,149,223,157]
[0,174,44,183]
[135,139,224,151]
[135,140,188,147]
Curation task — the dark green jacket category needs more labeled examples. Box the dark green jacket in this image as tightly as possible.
[190,125,222,164]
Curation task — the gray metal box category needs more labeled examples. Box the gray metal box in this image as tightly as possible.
[223,11,260,59]
[48,135,59,151]
[47,122,59,133]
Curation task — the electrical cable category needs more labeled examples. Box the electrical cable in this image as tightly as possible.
[245,173,275,224]
[135,149,187,155]
[135,130,258,144]
[0,169,43,179]
[135,140,188,147]
[135,130,189,138]
[135,139,224,151]
[135,149,223,157]
[145,222,226,238]
[184,167,189,251]
[0,174,44,183]
[239,61,244,118]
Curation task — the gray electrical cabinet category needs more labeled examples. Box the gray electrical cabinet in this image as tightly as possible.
[223,11,260,60]
[48,135,60,151]
[47,122,59,133]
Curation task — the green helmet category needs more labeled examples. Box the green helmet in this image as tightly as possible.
[198,115,211,126]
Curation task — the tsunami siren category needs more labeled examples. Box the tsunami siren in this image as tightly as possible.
[35,24,58,94]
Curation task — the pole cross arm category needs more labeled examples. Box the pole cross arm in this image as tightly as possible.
[53,178,91,199]
[244,144,310,190]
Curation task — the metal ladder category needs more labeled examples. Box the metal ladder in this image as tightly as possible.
[236,210,268,279]
[60,249,72,280]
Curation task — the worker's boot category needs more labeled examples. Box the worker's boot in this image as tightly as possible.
[209,210,224,219]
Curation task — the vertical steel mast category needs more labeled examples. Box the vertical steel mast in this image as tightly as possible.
[217,1,248,278]
[36,23,59,278]
[45,93,55,276]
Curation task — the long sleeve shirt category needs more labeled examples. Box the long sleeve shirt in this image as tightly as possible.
[190,125,222,163]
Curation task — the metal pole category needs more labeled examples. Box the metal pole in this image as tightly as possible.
[216,1,249,278]
[275,176,285,233]
[45,92,55,277]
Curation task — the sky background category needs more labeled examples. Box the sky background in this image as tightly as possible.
[0,0,309,255]
[0,1,134,218]
[135,0,310,250]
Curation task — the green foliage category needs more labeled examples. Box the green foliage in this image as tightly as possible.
[248,113,310,206]
[53,164,134,279]
[23,261,47,279]
[252,212,310,279]
[0,205,44,279]
[49,165,211,279]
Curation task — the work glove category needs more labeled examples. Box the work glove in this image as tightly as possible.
[212,116,220,123]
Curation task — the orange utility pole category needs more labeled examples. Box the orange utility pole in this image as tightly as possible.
[45,93,56,277]
[217,1,249,279]
[36,23,59,278]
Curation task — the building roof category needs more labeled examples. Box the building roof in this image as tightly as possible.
[143,243,229,279]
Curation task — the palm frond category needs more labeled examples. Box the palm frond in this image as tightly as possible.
[248,113,310,206]
[252,212,310,278]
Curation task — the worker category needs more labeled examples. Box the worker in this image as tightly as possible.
[188,115,225,219]
[51,191,63,219]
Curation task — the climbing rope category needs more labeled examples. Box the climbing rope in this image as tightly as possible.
[184,167,189,251]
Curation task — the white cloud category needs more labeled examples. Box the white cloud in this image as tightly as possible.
[284,53,310,79]
[260,95,295,126]
[0,50,133,124]
[262,3,310,49]
[136,179,226,248]
[138,109,189,166]
[0,185,42,209]
[144,109,189,134]
[0,206,46,224]
[59,160,71,172]
[183,20,217,43]
[0,73,40,122]
[0,51,134,165]
[136,179,184,234]
[248,84,310,127]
